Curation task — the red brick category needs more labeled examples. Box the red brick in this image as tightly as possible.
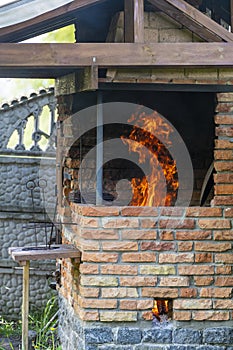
[186,207,222,217]
[159,219,195,229]
[137,300,154,310]
[214,173,233,183]
[213,196,233,206]
[80,217,99,227]
[102,241,138,251]
[80,240,99,251]
[173,311,191,321]
[215,103,233,113]
[142,311,153,321]
[140,219,157,228]
[214,161,233,172]
[216,266,232,274]
[215,253,233,264]
[76,307,99,321]
[217,93,233,102]
[159,253,194,264]
[178,242,193,251]
[215,277,233,286]
[195,242,231,252]
[216,126,233,137]
[178,265,214,275]
[215,184,233,195]
[79,286,99,298]
[224,208,233,217]
[192,311,229,321]
[174,299,211,310]
[215,150,233,160]
[82,252,118,263]
[122,230,156,240]
[214,300,233,309]
[176,231,212,240]
[122,252,156,262]
[214,230,233,240]
[120,300,137,310]
[78,297,117,309]
[160,231,174,240]
[141,242,175,251]
[195,253,213,263]
[194,277,214,286]
[102,218,139,228]
[121,207,159,216]
[80,228,118,240]
[180,288,197,298]
[159,277,189,287]
[101,287,138,298]
[78,205,120,216]
[80,276,118,287]
[79,264,99,274]
[215,114,233,124]
[160,207,185,216]
[101,264,138,275]
[142,288,178,298]
[198,219,231,230]
[200,288,233,298]
[215,139,233,149]
[120,276,157,287]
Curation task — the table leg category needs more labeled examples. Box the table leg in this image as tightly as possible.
[22,261,30,350]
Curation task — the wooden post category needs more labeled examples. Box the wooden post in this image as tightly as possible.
[124,0,144,43]
[22,261,30,350]
[231,0,233,32]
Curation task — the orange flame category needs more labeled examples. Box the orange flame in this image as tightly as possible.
[122,110,179,206]
[152,300,169,320]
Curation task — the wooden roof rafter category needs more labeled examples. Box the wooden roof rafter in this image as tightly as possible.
[0,0,106,43]
[148,0,233,42]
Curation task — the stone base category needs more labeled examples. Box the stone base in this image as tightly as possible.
[59,297,233,350]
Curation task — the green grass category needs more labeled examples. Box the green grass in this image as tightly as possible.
[0,296,61,350]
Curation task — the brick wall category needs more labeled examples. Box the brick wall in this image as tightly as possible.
[55,92,233,327]
[214,93,233,206]
[59,204,233,323]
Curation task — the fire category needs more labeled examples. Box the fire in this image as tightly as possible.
[152,300,169,321]
[122,110,179,206]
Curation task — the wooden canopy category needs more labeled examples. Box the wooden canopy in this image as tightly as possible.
[0,0,232,78]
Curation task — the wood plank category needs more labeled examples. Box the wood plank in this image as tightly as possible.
[1,42,233,70]
[231,0,233,33]
[124,0,144,43]
[0,0,105,43]
[1,42,233,77]
[22,261,30,350]
[148,0,233,42]
[9,244,81,262]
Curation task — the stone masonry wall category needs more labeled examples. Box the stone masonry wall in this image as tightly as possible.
[59,295,233,350]
[0,155,56,317]
[0,90,57,317]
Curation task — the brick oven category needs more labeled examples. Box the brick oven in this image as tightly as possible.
[1,0,233,349]
[52,2,233,349]
[57,91,233,349]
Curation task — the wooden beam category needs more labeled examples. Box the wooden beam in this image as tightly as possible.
[124,0,144,43]
[22,261,30,350]
[0,0,105,42]
[1,42,233,77]
[148,0,233,42]
[231,0,233,33]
